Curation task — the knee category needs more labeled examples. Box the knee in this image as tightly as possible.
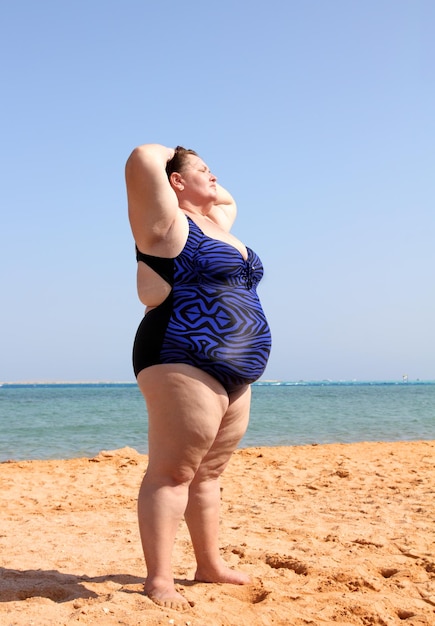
[145,462,198,488]
[169,465,197,487]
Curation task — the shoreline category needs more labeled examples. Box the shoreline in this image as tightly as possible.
[2,440,435,625]
[2,437,435,465]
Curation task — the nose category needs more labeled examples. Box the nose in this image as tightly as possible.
[210,171,217,182]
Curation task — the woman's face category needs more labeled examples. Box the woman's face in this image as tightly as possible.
[176,155,217,205]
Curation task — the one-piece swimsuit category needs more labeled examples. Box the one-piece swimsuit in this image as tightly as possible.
[132,216,271,393]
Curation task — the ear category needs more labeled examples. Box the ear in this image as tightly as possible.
[169,172,184,192]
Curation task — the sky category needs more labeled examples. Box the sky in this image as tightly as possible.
[1,0,434,383]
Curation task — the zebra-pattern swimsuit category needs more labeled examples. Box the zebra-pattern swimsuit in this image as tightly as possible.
[132,216,271,393]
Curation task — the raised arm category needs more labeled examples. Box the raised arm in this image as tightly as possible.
[207,183,237,232]
[125,144,179,251]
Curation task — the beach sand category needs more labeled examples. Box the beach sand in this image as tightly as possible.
[1,441,434,625]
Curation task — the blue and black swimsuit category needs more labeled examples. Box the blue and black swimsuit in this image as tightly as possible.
[132,217,271,393]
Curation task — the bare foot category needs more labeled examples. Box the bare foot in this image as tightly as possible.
[144,583,191,610]
[195,562,251,585]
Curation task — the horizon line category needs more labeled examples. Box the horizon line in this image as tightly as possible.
[2,378,434,386]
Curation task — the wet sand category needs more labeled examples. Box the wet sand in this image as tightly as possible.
[1,441,434,625]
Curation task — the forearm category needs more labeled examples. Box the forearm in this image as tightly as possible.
[215,183,235,207]
[208,183,237,231]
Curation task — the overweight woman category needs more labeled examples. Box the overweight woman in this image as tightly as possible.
[125,144,271,609]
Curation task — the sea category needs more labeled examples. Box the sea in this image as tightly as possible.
[0,381,434,462]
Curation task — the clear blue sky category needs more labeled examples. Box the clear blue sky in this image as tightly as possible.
[1,0,434,383]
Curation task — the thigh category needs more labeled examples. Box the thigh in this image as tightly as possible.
[137,364,230,481]
[194,385,252,480]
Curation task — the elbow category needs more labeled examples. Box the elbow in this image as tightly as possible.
[125,146,156,187]
[126,143,167,166]
[126,145,150,172]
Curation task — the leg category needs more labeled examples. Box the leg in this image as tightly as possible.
[136,364,229,608]
[184,384,252,584]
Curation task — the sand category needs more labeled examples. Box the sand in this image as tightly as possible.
[1,440,434,626]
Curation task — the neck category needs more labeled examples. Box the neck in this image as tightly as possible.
[178,199,213,217]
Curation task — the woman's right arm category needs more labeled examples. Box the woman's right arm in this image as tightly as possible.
[125,144,178,251]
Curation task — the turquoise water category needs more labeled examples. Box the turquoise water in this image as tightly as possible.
[0,382,434,461]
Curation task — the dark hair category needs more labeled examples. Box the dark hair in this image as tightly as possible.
[165,145,198,179]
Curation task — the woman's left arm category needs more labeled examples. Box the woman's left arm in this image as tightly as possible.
[207,183,237,232]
